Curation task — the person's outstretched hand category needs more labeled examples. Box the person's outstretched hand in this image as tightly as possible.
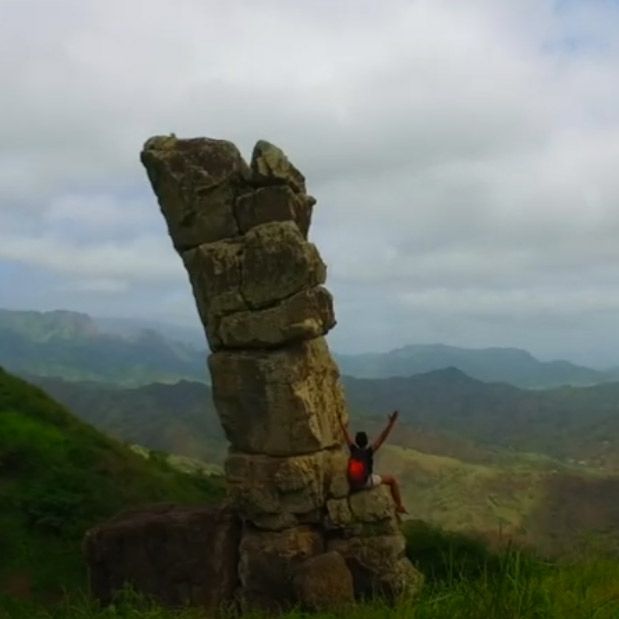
[388,410,399,423]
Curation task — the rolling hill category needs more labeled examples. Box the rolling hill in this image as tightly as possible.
[0,367,223,600]
[337,343,617,388]
[343,368,619,469]
[10,367,619,564]
[29,368,619,470]
[377,444,619,556]
[30,376,225,464]
[26,371,619,557]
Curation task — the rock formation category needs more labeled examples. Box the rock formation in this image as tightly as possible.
[83,505,241,611]
[83,136,423,612]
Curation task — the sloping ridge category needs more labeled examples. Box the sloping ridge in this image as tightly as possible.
[343,367,619,465]
[337,343,612,388]
[0,367,222,600]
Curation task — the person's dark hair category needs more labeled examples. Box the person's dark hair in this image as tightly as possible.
[355,431,368,448]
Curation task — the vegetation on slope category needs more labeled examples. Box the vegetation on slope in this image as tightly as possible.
[26,374,619,555]
[32,369,619,470]
[376,444,619,556]
[0,367,224,601]
[3,523,619,618]
[30,376,225,464]
[1,368,618,617]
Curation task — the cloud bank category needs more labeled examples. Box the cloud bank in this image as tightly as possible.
[1,0,619,365]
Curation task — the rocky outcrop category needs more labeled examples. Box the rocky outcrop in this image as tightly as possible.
[217,286,335,349]
[238,525,323,612]
[140,136,249,251]
[325,485,420,599]
[83,504,240,610]
[209,338,345,456]
[122,135,423,610]
[293,551,355,611]
[234,185,314,238]
[225,450,326,530]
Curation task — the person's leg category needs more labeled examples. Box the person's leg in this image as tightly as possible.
[381,474,408,513]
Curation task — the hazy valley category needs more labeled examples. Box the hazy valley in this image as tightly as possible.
[3,308,619,561]
[1,304,618,613]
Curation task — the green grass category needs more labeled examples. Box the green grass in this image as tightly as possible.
[2,366,618,617]
[375,443,619,557]
[2,521,619,618]
[0,367,224,601]
[2,552,618,618]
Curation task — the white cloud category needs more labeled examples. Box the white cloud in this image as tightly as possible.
[42,193,164,242]
[399,286,619,317]
[1,0,619,363]
[0,233,182,282]
[60,278,130,293]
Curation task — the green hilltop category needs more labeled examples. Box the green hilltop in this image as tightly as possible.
[0,367,224,601]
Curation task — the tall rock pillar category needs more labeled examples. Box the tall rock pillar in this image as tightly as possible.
[141,136,422,610]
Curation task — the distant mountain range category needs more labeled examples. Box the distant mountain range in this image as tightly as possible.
[94,315,203,347]
[337,344,619,389]
[0,308,207,385]
[3,308,619,389]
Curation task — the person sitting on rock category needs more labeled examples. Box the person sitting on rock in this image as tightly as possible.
[338,410,408,514]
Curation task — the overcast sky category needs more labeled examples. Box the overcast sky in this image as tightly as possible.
[1,0,619,365]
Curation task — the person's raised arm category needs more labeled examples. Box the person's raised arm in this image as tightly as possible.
[371,410,399,452]
[338,414,354,447]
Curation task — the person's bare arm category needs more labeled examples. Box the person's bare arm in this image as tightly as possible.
[371,410,399,452]
[338,415,354,446]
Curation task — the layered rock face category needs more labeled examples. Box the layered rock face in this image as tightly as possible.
[138,135,422,610]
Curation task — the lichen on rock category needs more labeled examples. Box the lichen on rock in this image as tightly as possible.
[217,286,335,349]
[234,185,314,237]
[208,337,346,456]
[250,140,307,194]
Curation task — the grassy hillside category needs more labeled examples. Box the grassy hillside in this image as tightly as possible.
[2,369,619,617]
[0,367,224,601]
[4,527,619,618]
[29,376,225,464]
[0,309,206,386]
[376,444,619,556]
[20,372,619,558]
